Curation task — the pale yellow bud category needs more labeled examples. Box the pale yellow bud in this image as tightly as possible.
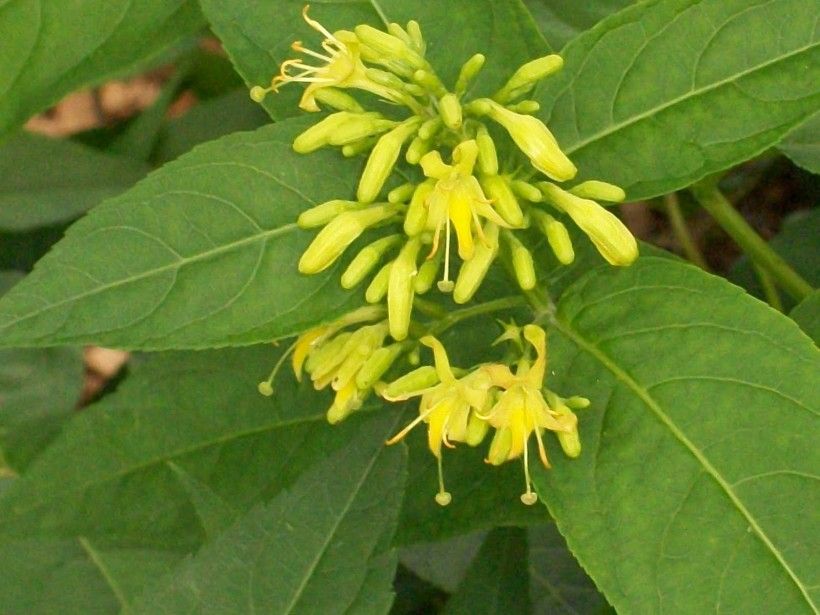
[312,88,365,113]
[355,24,425,68]
[540,183,638,266]
[297,200,363,229]
[566,396,591,409]
[388,183,416,203]
[487,427,512,465]
[405,135,432,164]
[379,365,439,400]
[569,180,626,203]
[475,125,498,176]
[406,20,425,54]
[404,180,435,236]
[356,343,404,389]
[293,112,357,153]
[453,222,499,304]
[506,100,540,114]
[484,100,577,182]
[494,54,563,102]
[326,380,361,424]
[455,53,486,96]
[357,119,421,203]
[412,69,448,97]
[438,93,463,129]
[504,231,537,290]
[465,413,489,446]
[298,205,398,274]
[387,239,421,341]
[366,262,392,303]
[341,234,402,289]
[480,175,524,227]
[414,254,440,294]
[341,137,376,158]
[532,209,574,265]
[418,117,442,141]
[328,115,396,146]
[510,180,542,203]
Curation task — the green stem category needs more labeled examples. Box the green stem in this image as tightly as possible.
[427,295,526,336]
[690,179,813,302]
[753,263,784,312]
[663,192,708,270]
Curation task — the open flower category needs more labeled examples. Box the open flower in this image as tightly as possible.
[251,6,399,111]
[419,140,509,291]
[383,336,492,505]
[481,324,577,504]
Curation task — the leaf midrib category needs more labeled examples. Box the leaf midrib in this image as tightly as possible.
[562,39,819,156]
[550,315,818,612]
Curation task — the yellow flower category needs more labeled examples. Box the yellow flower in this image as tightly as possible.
[384,336,492,505]
[250,6,399,112]
[419,140,509,291]
[481,325,576,505]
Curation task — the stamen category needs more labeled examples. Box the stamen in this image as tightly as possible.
[520,436,538,505]
[435,456,452,506]
[302,5,340,43]
[385,406,435,445]
[292,41,332,61]
[257,339,299,397]
[437,218,455,292]
[533,426,551,467]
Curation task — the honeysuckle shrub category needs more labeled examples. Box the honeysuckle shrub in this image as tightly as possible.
[0,1,817,613]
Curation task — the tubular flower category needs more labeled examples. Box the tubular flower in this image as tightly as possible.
[480,325,578,505]
[250,6,400,111]
[419,140,509,291]
[383,336,493,505]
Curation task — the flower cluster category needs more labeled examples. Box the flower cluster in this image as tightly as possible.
[253,7,638,506]
[253,7,639,342]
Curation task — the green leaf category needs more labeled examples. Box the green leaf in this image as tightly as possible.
[534,257,820,613]
[199,0,548,120]
[536,0,820,199]
[790,290,820,344]
[131,411,407,614]
[166,461,238,539]
[444,527,530,615]
[0,0,204,139]
[522,0,633,50]
[400,530,486,593]
[779,111,820,174]
[0,537,181,614]
[528,524,612,615]
[0,119,363,350]
[152,88,269,165]
[0,272,83,471]
[729,208,820,311]
[0,131,150,232]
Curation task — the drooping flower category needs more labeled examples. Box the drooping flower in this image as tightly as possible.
[383,336,492,505]
[481,324,578,504]
[419,140,509,291]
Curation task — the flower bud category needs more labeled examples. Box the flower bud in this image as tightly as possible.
[455,53,486,95]
[487,427,512,465]
[298,204,398,274]
[326,380,361,424]
[357,119,421,203]
[328,115,396,146]
[387,22,413,45]
[341,234,402,289]
[366,262,392,303]
[493,54,563,102]
[414,253,441,294]
[404,180,435,236]
[505,232,537,290]
[465,413,489,446]
[483,100,577,182]
[388,239,421,340]
[453,222,499,304]
[566,396,591,409]
[418,116,442,141]
[297,199,363,229]
[506,100,540,114]
[569,180,626,203]
[388,182,416,203]
[380,365,439,400]
[475,125,498,175]
[510,180,542,203]
[540,182,638,266]
[412,69,447,97]
[356,343,404,389]
[293,112,357,153]
[438,93,463,129]
[355,24,426,68]
[533,210,574,265]
[405,135,432,164]
[480,175,523,227]
[341,137,376,158]
[406,20,425,54]
[312,88,365,113]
